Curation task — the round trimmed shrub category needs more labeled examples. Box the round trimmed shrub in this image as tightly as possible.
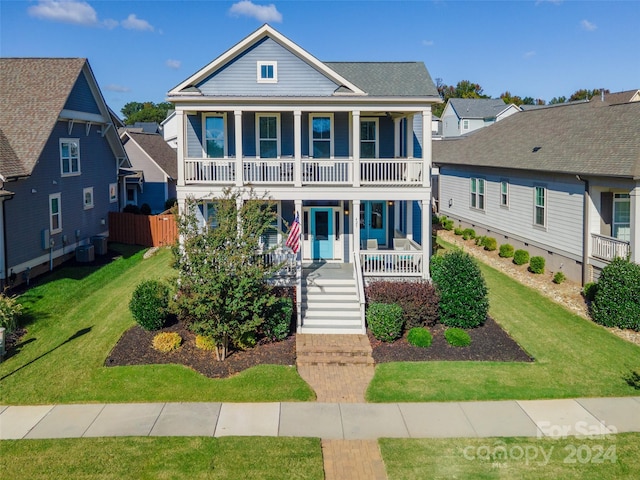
[482,237,497,251]
[152,332,182,353]
[499,244,515,258]
[430,250,488,328]
[195,334,216,351]
[591,258,640,331]
[553,271,566,284]
[442,219,454,231]
[129,280,170,331]
[263,296,293,341]
[454,227,463,236]
[462,228,476,240]
[367,302,404,342]
[513,249,530,266]
[529,256,545,274]
[475,236,486,246]
[583,282,598,302]
[407,327,433,348]
[445,328,471,347]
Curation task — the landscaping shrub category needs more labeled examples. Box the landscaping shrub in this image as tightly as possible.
[195,335,216,351]
[263,296,293,341]
[442,218,454,231]
[430,250,488,328]
[140,203,152,215]
[366,281,439,328]
[122,204,141,214]
[367,302,404,342]
[591,257,640,331]
[454,227,463,236]
[583,282,598,302]
[499,244,515,258]
[234,331,257,350]
[0,292,22,333]
[129,280,170,331]
[483,237,497,251]
[445,328,471,347]
[407,327,433,348]
[475,236,486,246]
[164,197,177,211]
[152,332,182,353]
[462,228,476,240]
[529,256,545,274]
[513,249,530,266]
[553,271,566,284]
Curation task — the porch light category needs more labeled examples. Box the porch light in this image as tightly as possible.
[388,201,394,206]
[344,209,349,216]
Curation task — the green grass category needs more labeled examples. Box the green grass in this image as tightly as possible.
[0,437,323,480]
[380,433,640,479]
[367,251,640,402]
[0,245,313,404]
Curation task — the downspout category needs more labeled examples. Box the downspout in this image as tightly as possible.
[577,175,590,285]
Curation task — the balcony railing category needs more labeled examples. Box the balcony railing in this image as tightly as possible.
[591,233,630,262]
[360,250,423,276]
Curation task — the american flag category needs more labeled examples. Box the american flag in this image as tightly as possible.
[285,213,301,254]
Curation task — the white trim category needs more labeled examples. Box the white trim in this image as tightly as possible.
[49,193,62,234]
[534,185,547,228]
[109,183,118,203]
[255,113,281,158]
[83,187,94,210]
[257,61,278,83]
[59,109,107,124]
[470,177,485,211]
[500,179,509,208]
[309,113,334,158]
[360,117,379,159]
[60,138,81,176]
[202,113,228,158]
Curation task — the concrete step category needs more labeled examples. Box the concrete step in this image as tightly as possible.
[303,285,358,295]
[302,308,361,318]
[297,325,365,335]
[296,353,375,366]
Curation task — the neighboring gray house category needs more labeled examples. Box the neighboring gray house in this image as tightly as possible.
[434,101,640,284]
[441,98,520,138]
[0,58,128,288]
[589,89,640,106]
[119,130,178,213]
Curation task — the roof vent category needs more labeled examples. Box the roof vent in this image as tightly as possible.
[532,146,542,153]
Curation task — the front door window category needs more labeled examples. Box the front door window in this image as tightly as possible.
[311,208,333,260]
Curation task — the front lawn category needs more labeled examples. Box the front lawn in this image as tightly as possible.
[367,261,640,402]
[0,245,313,404]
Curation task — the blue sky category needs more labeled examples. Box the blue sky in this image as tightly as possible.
[1,0,638,116]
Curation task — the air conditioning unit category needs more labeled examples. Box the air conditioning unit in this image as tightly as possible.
[91,236,108,255]
[76,245,95,263]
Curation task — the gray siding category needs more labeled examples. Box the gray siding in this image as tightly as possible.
[438,165,584,259]
[197,37,339,96]
[63,72,101,114]
[186,114,203,157]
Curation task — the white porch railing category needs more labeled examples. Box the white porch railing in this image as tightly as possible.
[353,251,367,334]
[301,159,351,184]
[262,247,297,277]
[185,158,236,183]
[360,250,423,276]
[243,159,295,184]
[591,233,630,262]
[360,159,423,185]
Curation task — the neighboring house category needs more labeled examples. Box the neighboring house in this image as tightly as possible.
[589,89,640,106]
[441,98,520,138]
[119,130,178,213]
[168,24,440,333]
[161,111,178,150]
[0,58,128,288]
[434,101,640,285]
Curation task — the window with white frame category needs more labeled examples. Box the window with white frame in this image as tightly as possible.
[109,183,118,203]
[500,180,509,207]
[256,114,280,158]
[360,119,378,159]
[470,177,485,210]
[203,202,218,230]
[310,114,333,158]
[203,114,226,158]
[60,139,80,176]
[257,61,277,83]
[49,193,62,234]
[462,119,469,130]
[534,186,546,227]
[613,193,631,241]
[83,187,94,209]
[260,203,280,249]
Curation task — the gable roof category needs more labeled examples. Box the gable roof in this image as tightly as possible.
[433,102,640,179]
[446,98,517,119]
[0,58,127,179]
[589,89,640,106]
[120,131,177,179]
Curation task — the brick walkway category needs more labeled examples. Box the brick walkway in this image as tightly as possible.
[296,334,387,479]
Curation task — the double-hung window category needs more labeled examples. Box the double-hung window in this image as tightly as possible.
[83,187,94,210]
[534,186,546,227]
[613,193,631,241]
[500,180,509,207]
[49,193,62,234]
[60,139,80,176]
[360,119,378,159]
[310,114,333,158]
[256,114,280,158]
[257,61,277,83]
[470,177,485,210]
[204,115,226,158]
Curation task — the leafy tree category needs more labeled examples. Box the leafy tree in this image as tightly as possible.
[172,189,283,360]
[569,88,609,102]
[121,101,173,125]
[433,79,490,117]
[549,96,567,105]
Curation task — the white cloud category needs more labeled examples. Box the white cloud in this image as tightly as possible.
[523,51,536,59]
[581,19,597,31]
[229,1,282,23]
[103,18,119,30]
[105,84,131,93]
[422,40,434,47]
[121,14,154,31]
[28,0,98,26]
[166,59,182,70]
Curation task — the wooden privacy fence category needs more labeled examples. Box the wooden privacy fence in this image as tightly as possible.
[108,212,178,247]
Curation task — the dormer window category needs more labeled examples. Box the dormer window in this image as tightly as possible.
[257,61,277,83]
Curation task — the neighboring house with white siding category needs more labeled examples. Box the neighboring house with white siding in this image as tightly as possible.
[441,98,520,138]
[434,101,640,284]
[168,25,440,333]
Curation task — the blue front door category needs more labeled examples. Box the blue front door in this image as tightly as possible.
[360,201,386,246]
[311,208,333,260]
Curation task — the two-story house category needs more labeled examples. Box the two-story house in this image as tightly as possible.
[168,25,440,333]
[441,98,520,138]
[0,58,128,288]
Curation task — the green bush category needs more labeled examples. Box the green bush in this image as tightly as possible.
[591,258,640,331]
[442,219,454,231]
[263,296,293,341]
[366,281,439,328]
[483,237,497,251]
[129,280,170,331]
[195,335,216,351]
[513,249,530,266]
[454,227,463,236]
[529,256,545,274]
[430,250,488,328]
[475,236,486,246]
[367,303,404,342]
[407,327,433,348]
[499,244,515,258]
[445,328,471,347]
[553,271,566,284]
[152,332,182,353]
[583,282,598,302]
[0,292,22,333]
[462,228,476,240]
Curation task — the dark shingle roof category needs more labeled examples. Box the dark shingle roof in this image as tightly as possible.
[325,62,439,97]
[447,98,514,119]
[0,58,87,178]
[589,89,640,106]
[433,102,640,179]
[124,131,177,179]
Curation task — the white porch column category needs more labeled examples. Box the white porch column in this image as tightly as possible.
[294,110,302,187]
[353,200,361,253]
[406,201,413,240]
[421,199,431,279]
[630,181,640,264]
[394,201,401,232]
[352,110,361,187]
[422,108,432,188]
[394,117,401,158]
[406,114,414,159]
[234,110,243,187]
[176,110,185,187]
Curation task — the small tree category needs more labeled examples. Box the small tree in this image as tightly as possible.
[591,258,640,331]
[172,189,283,360]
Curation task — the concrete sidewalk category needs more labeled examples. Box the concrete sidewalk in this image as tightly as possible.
[2,397,639,441]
